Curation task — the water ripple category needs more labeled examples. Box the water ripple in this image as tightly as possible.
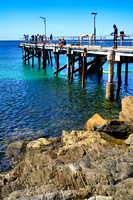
[0,41,133,173]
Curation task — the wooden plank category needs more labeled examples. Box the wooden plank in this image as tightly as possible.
[86,58,97,67]
[54,64,67,74]
[25,56,33,60]
[73,67,80,73]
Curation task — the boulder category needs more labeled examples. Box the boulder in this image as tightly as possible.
[119,96,133,128]
[96,121,130,134]
[124,134,133,148]
[86,113,109,131]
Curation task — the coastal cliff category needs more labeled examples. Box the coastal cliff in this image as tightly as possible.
[0,96,133,200]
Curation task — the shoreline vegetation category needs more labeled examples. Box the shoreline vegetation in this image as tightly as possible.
[0,96,133,200]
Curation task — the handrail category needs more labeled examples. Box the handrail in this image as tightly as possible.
[20,34,133,48]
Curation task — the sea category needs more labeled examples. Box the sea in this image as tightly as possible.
[0,40,133,173]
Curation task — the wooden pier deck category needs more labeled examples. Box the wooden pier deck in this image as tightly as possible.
[20,36,133,100]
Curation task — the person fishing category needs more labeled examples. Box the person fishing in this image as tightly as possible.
[120,29,125,46]
[111,24,118,48]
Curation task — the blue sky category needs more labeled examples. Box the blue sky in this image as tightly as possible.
[0,0,133,40]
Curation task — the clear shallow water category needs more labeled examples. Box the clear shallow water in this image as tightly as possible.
[0,41,133,173]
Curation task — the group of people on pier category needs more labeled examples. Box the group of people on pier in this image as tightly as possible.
[23,25,126,48]
[23,34,46,44]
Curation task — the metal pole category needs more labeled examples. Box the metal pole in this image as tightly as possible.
[91,13,97,46]
[44,18,46,37]
[40,16,46,37]
[94,16,96,45]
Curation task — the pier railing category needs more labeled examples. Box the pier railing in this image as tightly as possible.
[20,34,133,48]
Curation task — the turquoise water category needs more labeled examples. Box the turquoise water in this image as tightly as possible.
[0,41,133,173]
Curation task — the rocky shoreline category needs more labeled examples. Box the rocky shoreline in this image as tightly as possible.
[0,96,133,200]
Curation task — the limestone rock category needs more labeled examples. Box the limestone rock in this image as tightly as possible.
[88,196,113,200]
[119,96,133,128]
[1,130,133,200]
[48,137,61,144]
[61,130,106,149]
[6,141,28,165]
[124,134,133,148]
[86,113,109,131]
[26,138,51,152]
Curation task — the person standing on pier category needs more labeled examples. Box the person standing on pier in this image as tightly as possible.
[89,34,94,45]
[34,35,37,44]
[111,24,118,48]
[120,29,125,46]
[50,34,53,44]
[26,35,29,43]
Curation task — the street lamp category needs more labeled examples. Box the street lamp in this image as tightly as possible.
[91,12,97,45]
[40,16,46,37]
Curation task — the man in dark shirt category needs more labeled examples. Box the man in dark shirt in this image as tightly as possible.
[111,24,118,48]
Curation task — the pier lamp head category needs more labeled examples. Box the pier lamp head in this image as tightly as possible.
[91,12,97,16]
[40,16,46,22]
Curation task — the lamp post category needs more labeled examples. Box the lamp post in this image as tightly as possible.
[40,16,46,37]
[91,12,97,45]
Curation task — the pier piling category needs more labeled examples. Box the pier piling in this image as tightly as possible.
[56,54,59,76]
[32,49,34,67]
[49,51,53,66]
[82,48,87,88]
[28,51,30,65]
[106,50,115,100]
[23,45,26,65]
[41,46,45,70]
[125,63,128,84]
[67,47,71,80]
[71,57,75,81]
[38,54,41,70]
[117,62,122,87]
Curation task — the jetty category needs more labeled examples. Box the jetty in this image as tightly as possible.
[19,35,133,100]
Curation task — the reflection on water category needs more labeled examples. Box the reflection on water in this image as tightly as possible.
[0,41,133,173]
